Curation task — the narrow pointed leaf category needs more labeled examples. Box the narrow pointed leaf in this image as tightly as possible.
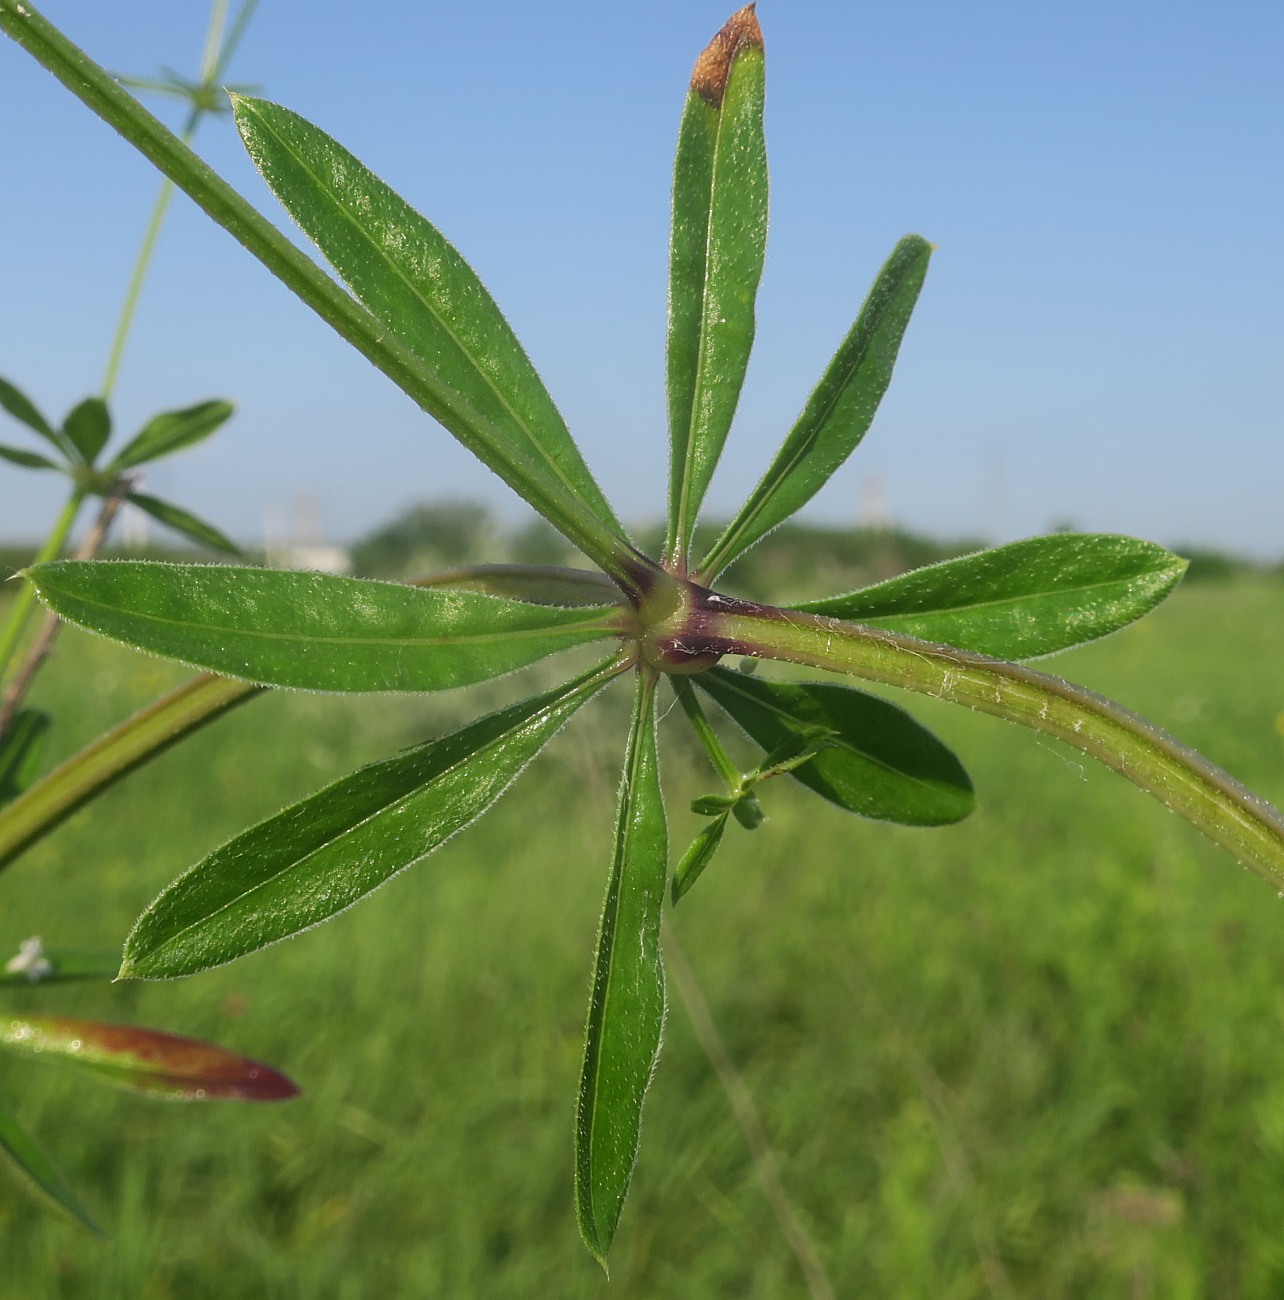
[795,534,1188,659]
[576,672,667,1267]
[124,493,240,554]
[0,1015,298,1101]
[671,810,728,903]
[0,444,62,472]
[28,561,622,692]
[695,666,974,825]
[414,564,624,608]
[0,376,71,460]
[123,661,620,978]
[699,235,931,580]
[665,6,767,564]
[0,1104,102,1235]
[0,709,51,808]
[109,398,234,470]
[61,397,110,464]
[232,96,634,576]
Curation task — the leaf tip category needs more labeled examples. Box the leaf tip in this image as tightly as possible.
[691,5,764,108]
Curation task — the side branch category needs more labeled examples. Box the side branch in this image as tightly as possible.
[703,599,1284,888]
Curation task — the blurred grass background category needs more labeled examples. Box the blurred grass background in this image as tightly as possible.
[2,570,1284,1297]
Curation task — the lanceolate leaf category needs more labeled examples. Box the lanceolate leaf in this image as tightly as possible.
[699,235,932,581]
[232,96,633,575]
[0,376,71,460]
[109,398,234,470]
[0,1015,298,1100]
[695,666,974,825]
[122,660,623,978]
[0,444,62,472]
[671,810,728,903]
[795,534,1188,660]
[0,1104,101,1235]
[0,709,51,808]
[576,671,667,1268]
[27,561,622,692]
[124,493,240,554]
[665,6,767,566]
[61,396,110,464]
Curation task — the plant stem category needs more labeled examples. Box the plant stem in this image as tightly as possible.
[671,676,740,790]
[708,601,1284,888]
[0,490,82,689]
[0,673,259,872]
[100,0,235,399]
[0,0,647,591]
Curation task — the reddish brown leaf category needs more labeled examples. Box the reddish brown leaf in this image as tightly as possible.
[1,1015,298,1101]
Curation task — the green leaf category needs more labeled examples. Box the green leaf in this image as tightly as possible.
[0,1015,298,1101]
[28,561,622,693]
[60,397,111,464]
[695,666,974,825]
[794,534,1188,660]
[665,7,767,566]
[0,1104,102,1235]
[108,399,234,470]
[0,443,63,472]
[0,709,52,808]
[0,376,71,460]
[699,235,932,580]
[122,660,621,978]
[124,493,240,554]
[576,672,667,1268]
[231,96,634,577]
[671,810,728,903]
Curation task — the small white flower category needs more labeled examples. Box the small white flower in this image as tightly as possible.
[4,936,53,982]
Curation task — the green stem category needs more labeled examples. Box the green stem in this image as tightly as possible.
[0,0,645,592]
[0,673,259,872]
[100,0,235,399]
[0,490,82,686]
[671,676,740,790]
[712,602,1284,888]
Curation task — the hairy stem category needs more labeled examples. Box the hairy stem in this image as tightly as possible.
[0,490,82,692]
[0,673,259,872]
[707,600,1284,887]
[671,675,740,790]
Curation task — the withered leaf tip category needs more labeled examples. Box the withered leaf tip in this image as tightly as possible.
[690,5,763,108]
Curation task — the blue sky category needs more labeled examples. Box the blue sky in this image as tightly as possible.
[1,1,1281,556]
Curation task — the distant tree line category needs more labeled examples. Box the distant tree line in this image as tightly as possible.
[1,506,1277,597]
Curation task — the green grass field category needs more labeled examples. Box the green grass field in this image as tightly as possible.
[3,577,1284,1297]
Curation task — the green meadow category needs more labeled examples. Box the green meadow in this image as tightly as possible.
[3,575,1284,1297]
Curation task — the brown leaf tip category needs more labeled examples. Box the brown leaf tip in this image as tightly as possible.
[691,5,764,108]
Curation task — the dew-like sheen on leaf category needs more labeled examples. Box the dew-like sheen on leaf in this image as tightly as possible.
[27,561,620,692]
[794,534,1187,660]
[695,666,974,825]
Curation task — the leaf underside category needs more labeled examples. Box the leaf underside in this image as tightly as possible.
[122,660,621,978]
[695,666,975,825]
[27,561,618,693]
[232,96,631,570]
